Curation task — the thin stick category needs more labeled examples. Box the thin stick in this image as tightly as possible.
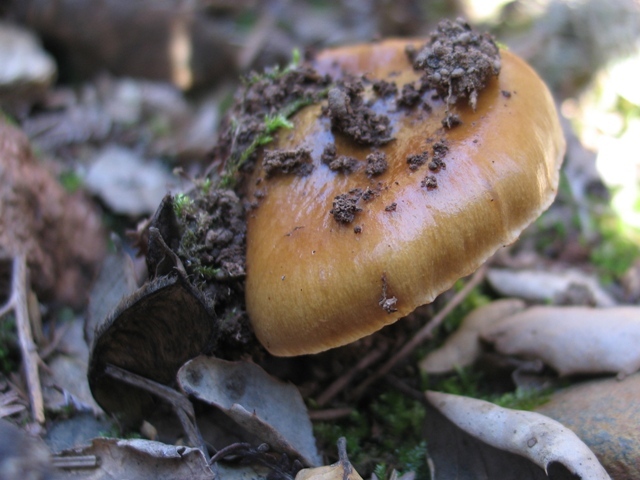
[350,266,487,400]
[0,256,44,423]
[315,346,388,407]
[104,364,209,462]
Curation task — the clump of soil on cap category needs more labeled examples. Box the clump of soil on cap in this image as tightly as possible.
[411,18,501,110]
[326,80,394,146]
[372,79,398,98]
[212,64,330,185]
[173,189,252,353]
[321,144,359,173]
[407,151,429,170]
[263,148,314,177]
[365,151,388,177]
[330,189,364,224]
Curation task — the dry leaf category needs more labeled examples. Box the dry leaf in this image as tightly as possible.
[295,438,363,480]
[419,299,526,374]
[178,356,321,467]
[84,145,179,216]
[88,275,216,427]
[486,269,616,307]
[425,391,610,479]
[482,306,640,376]
[54,437,213,479]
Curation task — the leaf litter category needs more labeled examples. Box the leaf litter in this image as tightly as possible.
[2,4,640,479]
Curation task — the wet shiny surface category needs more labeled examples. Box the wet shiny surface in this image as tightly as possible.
[245,42,565,356]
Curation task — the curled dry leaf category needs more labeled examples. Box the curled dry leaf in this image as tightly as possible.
[486,269,616,307]
[482,306,640,376]
[419,299,526,374]
[425,391,611,480]
[177,356,321,467]
[295,438,363,480]
[88,275,216,427]
[536,373,640,480]
[54,437,213,480]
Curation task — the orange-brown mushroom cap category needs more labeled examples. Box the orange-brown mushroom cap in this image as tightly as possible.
[245,39,565,356]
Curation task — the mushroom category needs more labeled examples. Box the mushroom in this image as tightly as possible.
[244,33,565,356]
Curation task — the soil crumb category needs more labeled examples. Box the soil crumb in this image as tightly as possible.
[330,189,363,224]
[365,151,388,177]
[326,81,393,146]
[412,18,500,110]
[442,113,462,129]
[407,151,428,170]
[263,148,313,177]
[373,79,398,98]
[422,175,438,190]
[321,144,359,173]
[379,274,398,313]
[432,140,449,161]
[212,65,329,180]
[397,83,421,107]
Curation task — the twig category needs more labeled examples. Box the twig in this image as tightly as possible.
[308,408,353,421]
[104,364,209,462]
[315,346,388,407]
[0,255,44,423]
[350,266,487,401]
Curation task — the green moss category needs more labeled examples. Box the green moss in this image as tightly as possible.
[429,365,486,399]
[173,193,195,218]
[59,170,83,193]
[489,387,552,411]
[590,214,640,283]
[314,392,429,478]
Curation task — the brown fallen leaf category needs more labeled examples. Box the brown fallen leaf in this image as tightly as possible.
[425,391,611,479]
[419,299,526,374]
[481,306,640,376]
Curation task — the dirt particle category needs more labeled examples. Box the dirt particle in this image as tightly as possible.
[422,175,438,190]
[379,274,398,313]
[372,79,398,98]
[432,140,449,160]
[361,187,379,202]
[322,145,359,174]
[397,82,421,107]
[428,157,446,172]
[385,202,397,212]
[326,81,393,146]
[406,151,428,170]
[412,18,501,110]
[320,143,337,163]
[330,189,363,224]
[442,113,462,129]
[501,90,512,98]
[263,148,313,177]
[365,151,388,177]
[354,225,362,234]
